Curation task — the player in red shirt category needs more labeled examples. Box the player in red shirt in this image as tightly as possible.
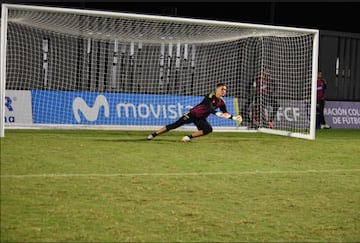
[252,69,279,128]
[147,83,242,142]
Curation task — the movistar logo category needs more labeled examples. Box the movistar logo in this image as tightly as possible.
[5,96,14,112]
[73,95,110,122]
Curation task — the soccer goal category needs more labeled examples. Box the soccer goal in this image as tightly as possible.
[0,4,319,139]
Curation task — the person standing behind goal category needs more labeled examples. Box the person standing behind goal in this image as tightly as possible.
[253,69,279,128]
[317,71,331,129]
[147,83,242,142]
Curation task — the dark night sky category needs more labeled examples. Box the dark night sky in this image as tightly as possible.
[1,1,360,34]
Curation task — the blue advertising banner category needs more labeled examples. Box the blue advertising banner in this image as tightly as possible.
[32,90,237,127]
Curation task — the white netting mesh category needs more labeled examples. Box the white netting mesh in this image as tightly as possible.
[2,5,317,138]
[9,8,307,44]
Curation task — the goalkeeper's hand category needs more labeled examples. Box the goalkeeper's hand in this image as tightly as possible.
[215,112,242,123]
[215,111,242,125]
[232,115,242,124]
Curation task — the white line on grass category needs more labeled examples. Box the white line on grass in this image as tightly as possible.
[1,169,360,178]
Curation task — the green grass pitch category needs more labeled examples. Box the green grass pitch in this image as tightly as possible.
[1,129,359,242]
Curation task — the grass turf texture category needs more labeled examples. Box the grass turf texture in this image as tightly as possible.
[1,129,359,242]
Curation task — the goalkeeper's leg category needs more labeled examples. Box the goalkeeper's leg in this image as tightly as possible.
[182,119,212,142]
[147,114,192,140]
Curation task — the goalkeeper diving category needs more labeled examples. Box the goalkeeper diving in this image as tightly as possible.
[147,83,242,142]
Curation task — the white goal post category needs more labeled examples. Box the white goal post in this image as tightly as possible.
[0,4,319,139]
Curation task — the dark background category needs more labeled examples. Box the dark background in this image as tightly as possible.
[1,1,360,34]
[2,1,360,101]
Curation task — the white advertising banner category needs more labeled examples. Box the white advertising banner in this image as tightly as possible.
[4,90,33,125]
[324,101,360,128]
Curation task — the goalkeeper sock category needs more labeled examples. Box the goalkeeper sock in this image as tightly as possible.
[188,135,193,139]
[152,132,158,137]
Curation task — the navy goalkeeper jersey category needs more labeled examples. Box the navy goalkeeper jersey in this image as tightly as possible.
[189,92,228,119]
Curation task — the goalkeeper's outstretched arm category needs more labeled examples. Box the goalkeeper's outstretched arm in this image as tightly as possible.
[215,112,243,123]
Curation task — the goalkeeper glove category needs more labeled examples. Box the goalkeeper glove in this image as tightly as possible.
[216,112,242,124]
[232,115,242,124]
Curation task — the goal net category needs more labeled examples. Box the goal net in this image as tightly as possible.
[0,4,319,139]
